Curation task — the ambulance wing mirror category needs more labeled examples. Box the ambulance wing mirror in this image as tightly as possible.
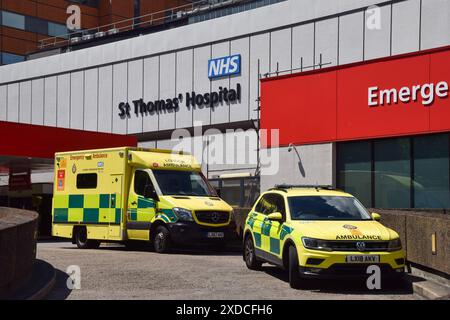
[371,212,381,221]
[144,184,159,201]
[268,212,283,221]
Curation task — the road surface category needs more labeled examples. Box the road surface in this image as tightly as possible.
[37,241,419,300]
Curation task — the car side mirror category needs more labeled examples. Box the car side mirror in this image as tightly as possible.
[268,212,283,221]
[144,185,158,201]
[371,212,381,221]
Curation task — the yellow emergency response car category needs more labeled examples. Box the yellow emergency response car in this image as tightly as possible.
[243,185,406,288]
[52,147,234,253]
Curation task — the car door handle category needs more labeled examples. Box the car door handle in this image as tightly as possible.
[131,201,137,206]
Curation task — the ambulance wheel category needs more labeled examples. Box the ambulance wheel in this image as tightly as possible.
[74,227,100,249]
[153,225,171,253]
[244,235,262,270]
[288,246,303,289]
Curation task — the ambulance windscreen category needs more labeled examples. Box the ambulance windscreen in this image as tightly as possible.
[152,170,217,197]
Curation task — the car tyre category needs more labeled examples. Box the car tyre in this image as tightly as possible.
[244,235,262,270]
[288,246,303,289]
[74,227,100,249]
[153,225,171,253]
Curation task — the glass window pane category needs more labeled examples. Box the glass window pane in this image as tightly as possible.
[48,22,68,38]
[374,138,411,208]
[76,173,97,189]
[25,16,48,35]
[2,11,25,30]
[243,178,260,208]
[413,134,450,208]
[2,52,25,65]
[337,141,372,207]
[221,179,241,206]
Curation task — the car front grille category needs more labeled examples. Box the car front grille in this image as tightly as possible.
[324,264,393,275]
[327,241,390,252]
[194,211,230,224]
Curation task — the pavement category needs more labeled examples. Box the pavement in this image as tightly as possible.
[37,241,421,300]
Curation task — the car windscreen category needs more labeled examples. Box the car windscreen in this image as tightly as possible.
[288,196,372,221]
[152,169,217,197]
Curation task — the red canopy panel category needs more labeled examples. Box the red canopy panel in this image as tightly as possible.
[0,121,137,159]
[260,45,450,148]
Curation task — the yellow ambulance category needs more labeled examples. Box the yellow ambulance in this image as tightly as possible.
[52,147,234,253]
[243,185,406,288]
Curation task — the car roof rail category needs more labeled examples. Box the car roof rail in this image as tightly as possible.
[269,184,336,192]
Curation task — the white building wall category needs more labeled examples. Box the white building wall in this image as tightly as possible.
[97,66,113,133]
[31,79,44,125]
[391,0,421,55]
[83,68,99,131]
[260,143,335,192]
[19,81,32,124]
[0,0,448,135]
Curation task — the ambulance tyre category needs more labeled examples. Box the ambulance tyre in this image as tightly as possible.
[244,234,262,270]
[288,246,303,289]
[153,225,171,253]
[74,227,100,249]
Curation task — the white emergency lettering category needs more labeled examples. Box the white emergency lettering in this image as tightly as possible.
[368,81,449,107]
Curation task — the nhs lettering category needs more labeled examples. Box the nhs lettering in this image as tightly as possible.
[208,54,241,79]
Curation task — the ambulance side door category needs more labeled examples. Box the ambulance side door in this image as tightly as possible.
[126,169,157,240]
[107,174,123,239]
[252,193,286,264]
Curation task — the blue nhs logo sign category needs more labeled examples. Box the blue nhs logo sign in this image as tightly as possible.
[208,54,241,79]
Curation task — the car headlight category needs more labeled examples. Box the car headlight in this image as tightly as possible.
[388,238,402,251]
[172,207,194,222]
[301,237,332,252]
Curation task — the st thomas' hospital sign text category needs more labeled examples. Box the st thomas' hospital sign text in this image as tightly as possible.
[118,83,242,119]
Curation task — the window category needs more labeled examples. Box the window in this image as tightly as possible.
[2,11,25,30]
[374,138,411,208]
[209,177,260,207]
[0,10,69,37]
[69,0,99,7]
[288,196,372,221]
[152,170,216,197]
[255,193,285,216]
[337,141,372,206]
[25,16,48,35]
[337,133,450,209]
[413,134,450,208]
[48,22,69,37]
[1,52,25,65]
[76,173,97,189]
[134,170,153,197]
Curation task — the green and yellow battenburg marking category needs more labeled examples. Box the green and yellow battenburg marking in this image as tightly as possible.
[246,211,293,255]
[53,193,121,224]
[156,209,178,223]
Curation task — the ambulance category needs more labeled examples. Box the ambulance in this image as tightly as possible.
[51,147,234,253]
[243,185,406,288]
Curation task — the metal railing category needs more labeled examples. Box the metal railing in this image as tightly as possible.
[38,0,248,50]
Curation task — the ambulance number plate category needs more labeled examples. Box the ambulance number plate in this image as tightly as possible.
[346,255,380,263]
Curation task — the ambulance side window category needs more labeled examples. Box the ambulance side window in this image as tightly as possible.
[255,193,286,221]
[254,194,275,215]
[76,173,98,189]
[134,170,154,197]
